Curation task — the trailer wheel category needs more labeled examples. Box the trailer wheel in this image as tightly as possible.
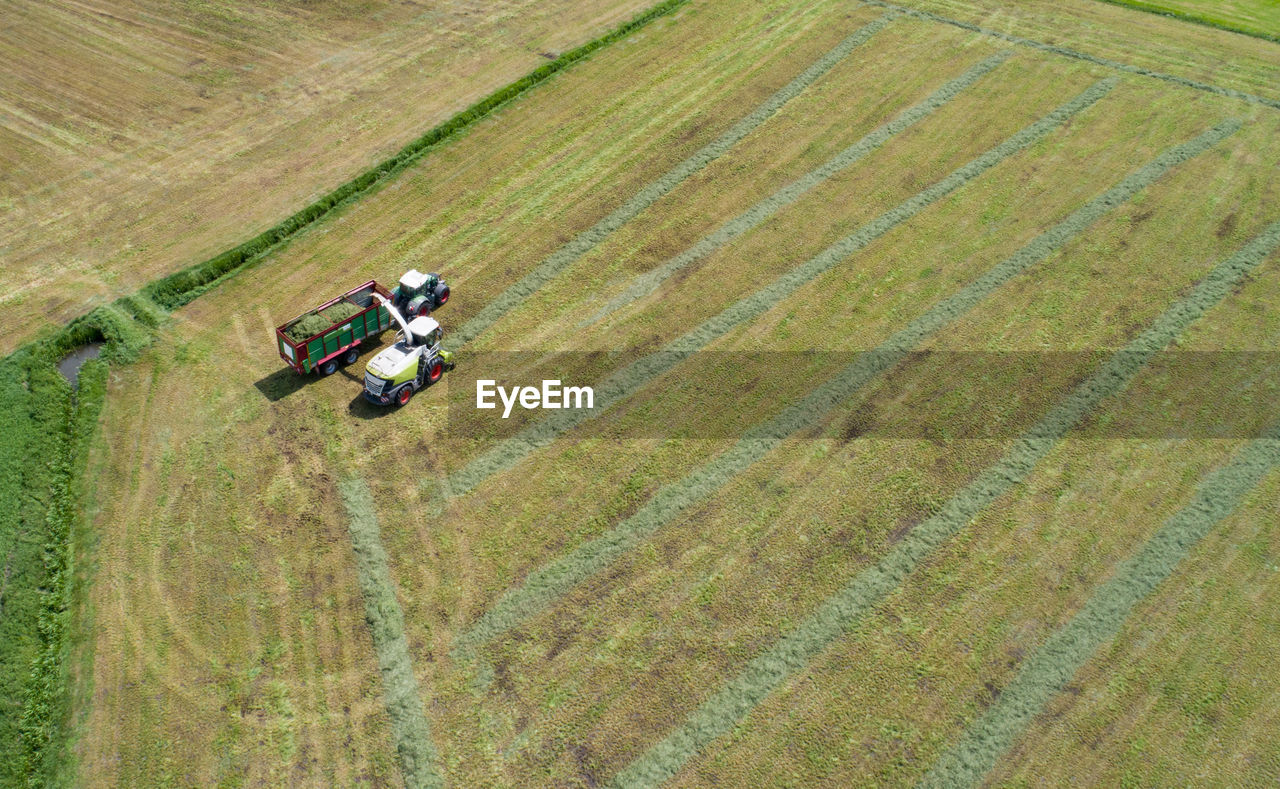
[396,385,413,406]
[343,348,359,365]
[433,284,450,308]
[320,359,337,376]
[426,360,443,384]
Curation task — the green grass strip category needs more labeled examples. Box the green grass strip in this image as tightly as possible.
[1088,0,1280,46]
[862,0,1280,111]
[449,11,901,348]
[134,0,693,311]
[920,222,1280,788]
[581,49,1012,328]
[338,478,442,789]
[610,126,1251,789]
[442,78,1116,499]
[452,115,1233,656]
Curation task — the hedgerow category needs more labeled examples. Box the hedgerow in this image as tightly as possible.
[451,11,900,348]
[0,352,66,788]
[0,294,159,787]
[442,78,1115,500]
[452,112,1231,657]
[612,167,1265,789]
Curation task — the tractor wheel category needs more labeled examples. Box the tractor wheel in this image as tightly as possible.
[426,359,443,384]
[343,347,359,365]
[396,385,413,406]
[320,359,337,376]
[433,284,450,308]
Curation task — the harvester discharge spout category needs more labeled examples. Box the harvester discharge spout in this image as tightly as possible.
[374,292,413,340]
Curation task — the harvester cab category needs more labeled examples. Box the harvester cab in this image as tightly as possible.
[363,294,454,406]
[392,269,450,318]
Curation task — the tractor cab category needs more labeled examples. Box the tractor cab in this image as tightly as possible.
[393,269,450,317]
[405,316,442,350]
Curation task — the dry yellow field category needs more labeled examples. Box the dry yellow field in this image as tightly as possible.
[0,0,649,355]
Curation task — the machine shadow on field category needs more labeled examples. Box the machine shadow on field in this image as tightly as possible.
[255,338,390,402]
[348,392,393,419]
[253,367,309,402]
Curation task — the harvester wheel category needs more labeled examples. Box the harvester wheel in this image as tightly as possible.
[427,360,444,384]
[320,359,337,376]
[396,385,413,406]
[343,348,359,365]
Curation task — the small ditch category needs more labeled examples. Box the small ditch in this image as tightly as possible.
[57,342,104,388]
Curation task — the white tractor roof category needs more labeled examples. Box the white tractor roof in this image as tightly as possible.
[400,269,429,290]
[407,316,440,338]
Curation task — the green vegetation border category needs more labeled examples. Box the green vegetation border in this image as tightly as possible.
[1089,0,1280,46]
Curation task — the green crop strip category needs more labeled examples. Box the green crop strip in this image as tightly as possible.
[0,298,155,788]
[338,478,443,789]
[920,222,1280,789]
[452,116,1233,656]
[861,0,1280,111]
[131,0,693,311]
[610,127,1251,789]
[0,353,74,789]
[441,78,1116,500]
[449,11,900,348]
[582,50,1012,328]
[1088,0,1280,45]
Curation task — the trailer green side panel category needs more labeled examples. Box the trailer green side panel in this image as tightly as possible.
[323,333,340,356]
[306,339,322,363]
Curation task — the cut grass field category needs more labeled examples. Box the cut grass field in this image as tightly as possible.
[35,0,1280,785]
[0,0,653,354]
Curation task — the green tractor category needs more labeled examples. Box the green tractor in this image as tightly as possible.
[391,269,450,318]
[363,295,454,406]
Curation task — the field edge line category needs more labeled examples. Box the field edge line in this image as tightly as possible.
[861,0,1280,110]
[607,119,1244,789]
[339,477,444,789]
[1087,0,1280,46]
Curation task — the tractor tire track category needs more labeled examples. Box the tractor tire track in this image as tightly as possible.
[580,49,1013,328]
[448,11,900,349]
[920,221,1280,789]
[441,78,1116,501]
[339,478,443,789]
[608,128,1256,789]
[451,116,1234,656]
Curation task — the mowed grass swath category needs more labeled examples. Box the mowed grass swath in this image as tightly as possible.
[31,0,1280,787]
[459,110,1263,785]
